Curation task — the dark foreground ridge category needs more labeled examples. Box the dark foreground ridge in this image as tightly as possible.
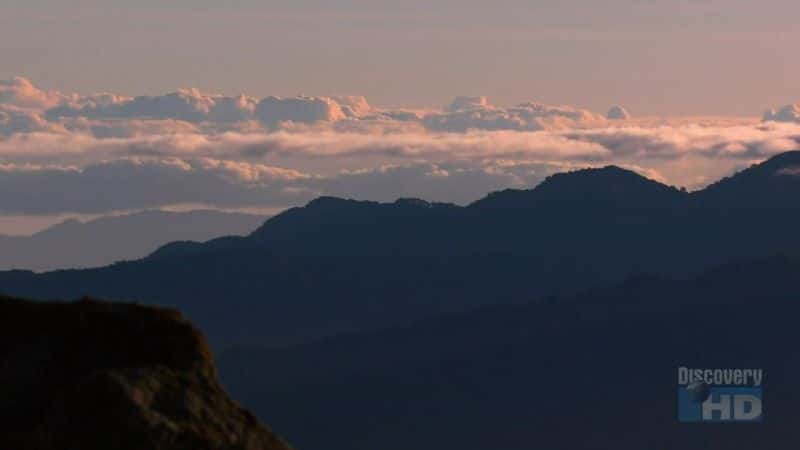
[0,296,292,450]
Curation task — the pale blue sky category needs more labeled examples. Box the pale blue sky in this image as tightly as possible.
[2,0,800,115]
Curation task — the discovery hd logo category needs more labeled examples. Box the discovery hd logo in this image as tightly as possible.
[677,366,763,423]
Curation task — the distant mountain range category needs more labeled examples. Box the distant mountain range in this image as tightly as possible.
[1,152,800,350]
[3,152,800,449]
[219,255,800,450]
[0,210,266,272]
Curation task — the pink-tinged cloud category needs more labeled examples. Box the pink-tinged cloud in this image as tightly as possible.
[0,77,66,110]
[0,77,798,215]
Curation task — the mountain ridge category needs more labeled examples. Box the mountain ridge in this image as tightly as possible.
[469,164,687,211]
[3,151,800,350]
[0,210,266,272]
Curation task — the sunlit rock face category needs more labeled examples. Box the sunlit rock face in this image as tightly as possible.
[0,296,294,450]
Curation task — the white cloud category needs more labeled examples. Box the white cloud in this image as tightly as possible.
[3,121,795,166]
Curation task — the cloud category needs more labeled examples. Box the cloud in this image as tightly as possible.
[2,78,613,134]
[310,162,558,204]
[3,120,794,167]
[0,158,312,214]
[0,121,797,190]
[607,106,632,120]
[2,77,800,217]
[65,118,202,139]
[46,89,258,124]
[764,104,800,123]
[0,107,64,135]
[330,96,372,118]
[31,80,373,129]
[254,96,345,127]
[45,89,371,129]
[0,77,67,110]
[447,96,490,112]
[562,123,800,160]
[254,95,375,127]
[0,157,565,214]
[0,120,797,215]
[423,98,607,132]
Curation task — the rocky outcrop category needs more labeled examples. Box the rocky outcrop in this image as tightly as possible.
[0,296,293,450]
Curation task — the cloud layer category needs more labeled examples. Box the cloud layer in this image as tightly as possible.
[0,77,798,217]
[0,76,613,134]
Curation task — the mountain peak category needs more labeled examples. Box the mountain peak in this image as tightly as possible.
[305,196,367,209]
[760,150,800,167]
[393,198,433,208]
[533,165,685,206]
[694,150,800,206]
[536,165,664,190]
[34,218,82,236]
[249,196,459,247]
[470,165,684,210]
[302,196,447,211]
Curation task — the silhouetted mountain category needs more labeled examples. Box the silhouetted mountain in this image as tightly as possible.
[471,165,686,211]
[2,152,800,349]
[249,197,459,253]
[0,296,292,450]
[0,210,265,272]
[219,255,800,450]
[696,151,800,209]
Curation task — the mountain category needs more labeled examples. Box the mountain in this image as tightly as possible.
[695,150,800,208]
[2,152,800,350]
[0,210,265,272]
[470,164,686,211]
[0,295,292,450]
[218,255,800,450]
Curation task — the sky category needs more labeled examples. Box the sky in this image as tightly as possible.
[1,1,800,235]
[3,0,800,115]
